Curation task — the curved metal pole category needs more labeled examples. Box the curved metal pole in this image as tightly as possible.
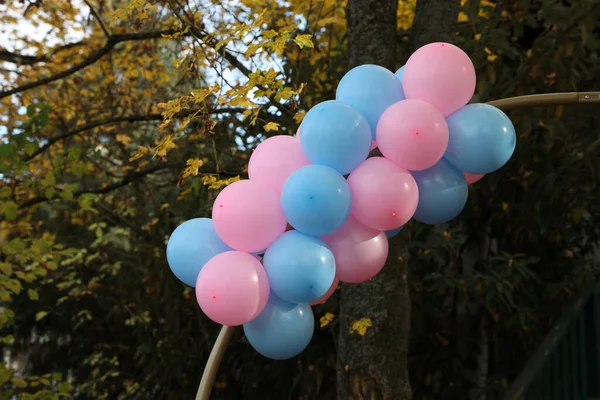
[194,91,600,400]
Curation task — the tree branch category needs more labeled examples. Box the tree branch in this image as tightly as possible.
[83,0,112,38]
[23,107,245,162]
[0,29,184,99]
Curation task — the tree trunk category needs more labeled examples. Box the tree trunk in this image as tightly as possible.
[338,2,409,398]
[338,1,462,399]
[409,0,461,52]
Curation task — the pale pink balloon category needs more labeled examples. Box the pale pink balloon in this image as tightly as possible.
[248,136,310,194]
[403,42,476,116]
[464,172,484,184]
[376,99,449,171]
[196,251,270,326]
[213,180,287,252]
[347,157,419,230]
[321,216,389,283]
[309,277,339,306]
[370,140,377,151]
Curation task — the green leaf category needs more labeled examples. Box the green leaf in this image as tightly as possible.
[42,171,55,187]
[27,289,39,301]
[293,34,314,49]
[11,377,27,388]
[4,201,18,220]
[58,382,72,393]
[26,104,35,117]
[45,187,55,200]
[0,143,16,158]
[35,311,48,321]
[24,142,38,156]
[61,183,79,201]
[0,187,11,199]
[33,239,52,254]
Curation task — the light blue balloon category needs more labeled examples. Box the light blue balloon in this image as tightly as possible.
[445,103,517,174]
[299,100,371,175]
[336,64,405,139]
[263,231,336,304]
[385,225,404,239]
[395,65,405,82]
[166,218,231,286]
[281,165,352,236]
[243,293,314,360]
[412,159,468,225]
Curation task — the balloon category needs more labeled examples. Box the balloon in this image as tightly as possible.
[248,135,310,194]
[395,65,405,82]
[262,231,336,304]
[243,293,314,360]
[299,100,371,175]
[412,158,468,224]
[321,216,388,283]
[166,218,231,287]
[347,157,418,231]
[310,277,339,306]
[213,180,287,253]
[196,251,270,326]
[444,103,517,174]
[385,225,404,239]
[376,99,449,171]
[281,165,352,236]
[403,42,476,116]
[370,140,377,151]
[464,172,484,184]
[336,64,405,138]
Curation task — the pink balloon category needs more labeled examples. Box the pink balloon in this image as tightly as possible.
[248,136,310,194]
[370,140,377,151]
[347,157,419,231]
[376,99,449,171]
[213,180,287,252]
[196,251,270,326]
[321,216,388,283]
[403,42,476,116]
[464,172,484,184]
[309,277,339,306]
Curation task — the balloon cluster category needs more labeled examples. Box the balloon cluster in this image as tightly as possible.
[166,43,516,360]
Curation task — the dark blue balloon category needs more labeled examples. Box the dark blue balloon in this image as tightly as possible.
[336,64,405,139]
[445,103,516,174]
[300,100,372,175]
[385,225,405,239]
[166,218,231,286]
[263,231,336,304]
[412,159,468,225]
[243,293,314,360]
[281,165,352,236]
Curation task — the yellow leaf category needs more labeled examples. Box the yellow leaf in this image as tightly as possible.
[129,146,152,162]
[320,312,335,328]
[182,158,205,178]
[458,12,469,23]
[293,111,306,124]
[154,136,178,159]
[294,34,314,49]
[350,318,372,336]
[475,33,482,41]
[264,122,280,132]
[502,202,509,211]
[116,134,132,145]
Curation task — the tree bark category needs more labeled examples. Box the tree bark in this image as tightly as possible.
[338,1,462,399]
[409,0,461,52]
[338,2,410,398]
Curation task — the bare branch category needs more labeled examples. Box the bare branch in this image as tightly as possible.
[83,0,112,38]
[0,29,186,99]
[24,107,245,162]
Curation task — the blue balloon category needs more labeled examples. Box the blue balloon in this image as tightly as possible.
[166,218,231,286]
[412,159,468,225]
[336,64,405,139]
[243,293,314,360]
[299,100,371,175]
[281,165,352,236]
[445,103,516,174]
[263,231,336,303]
[385,225,404,239]
[395,65,405,82]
